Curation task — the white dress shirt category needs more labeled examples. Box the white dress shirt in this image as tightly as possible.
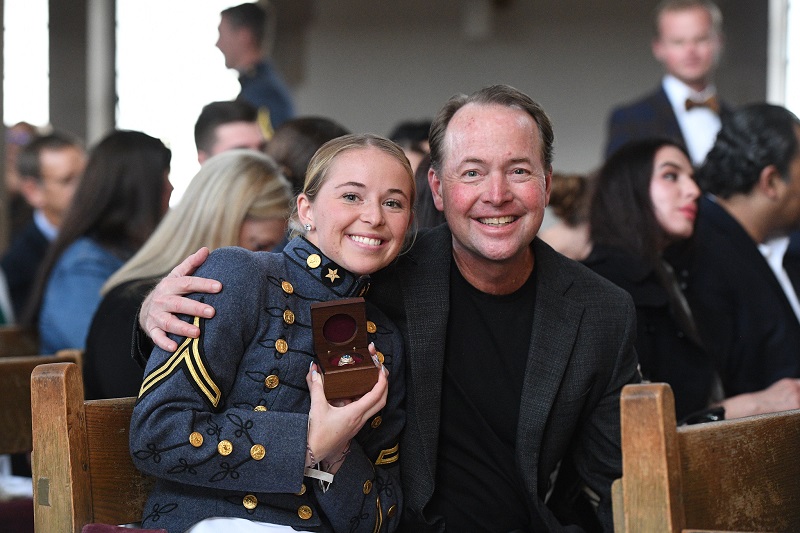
[662,75,722,165]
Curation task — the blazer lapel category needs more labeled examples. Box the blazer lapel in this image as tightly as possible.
[653,87,686,146]
[516,241,584,500]
[399,226,452,488]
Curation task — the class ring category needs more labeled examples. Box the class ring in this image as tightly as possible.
[338,354,356,366]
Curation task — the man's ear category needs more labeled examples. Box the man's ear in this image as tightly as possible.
[197,150,209,165]
[758,164,784,200]
[544,167,553,207]
[428,167,445,212]
[18,178,44,209]
[652,36,666,64]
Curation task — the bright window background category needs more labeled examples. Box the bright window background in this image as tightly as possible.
[116,0,243,203]
[2,0,243,204]
[3,0,49,127]
[787,0,800,115]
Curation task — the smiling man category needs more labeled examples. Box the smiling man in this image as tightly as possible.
[136,85,640,532]
[605,0,728,165]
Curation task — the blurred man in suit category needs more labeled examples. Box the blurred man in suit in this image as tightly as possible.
[687,104,800,419]
[605,0,727,165]
[1,132,85,317]
[216,2,295,133]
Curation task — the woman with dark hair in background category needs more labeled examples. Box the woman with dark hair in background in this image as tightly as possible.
[26,129,172,353]
[583,138,715,420]
[83,149,292,399]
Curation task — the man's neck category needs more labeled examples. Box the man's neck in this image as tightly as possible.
[451,244,534,296]
[235,50,264,74]
[714,195,772,244]
[664,73,713,95]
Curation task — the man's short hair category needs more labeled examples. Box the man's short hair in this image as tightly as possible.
[654,0,723,37]
[221,2,268,47]
[428,84,554,175]
[17,131,83,182]
[194,100,259,154]
[697,104,800,198]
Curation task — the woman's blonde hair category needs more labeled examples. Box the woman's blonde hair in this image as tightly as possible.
[102,150,292,294]
[290,133,415,236]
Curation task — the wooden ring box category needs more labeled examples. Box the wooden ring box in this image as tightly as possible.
[310,297,379,400]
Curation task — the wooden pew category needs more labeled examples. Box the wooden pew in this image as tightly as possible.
[0,350,81,455]
[0,325,39,358]
[613,382,800,533]
[30,362,155,533]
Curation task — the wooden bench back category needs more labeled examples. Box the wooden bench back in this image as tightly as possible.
[31,362,154,533]
[613,382,800,533]
[0,325,39,357]
[0,350,80,454]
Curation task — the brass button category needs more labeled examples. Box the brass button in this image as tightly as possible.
[265,374,279,389]
[376,351,385,364]
[366,321,377,333]
[250,444,266,460]
[371,416,382,429]
[298,505,313,520]
[296,483,306,496]
[387,504,397,518]
[281,281,294,294]
[254,405,267,412]
[363,480,373,494]
[275,339,288,354]
[306,254,321,269]
[189,431,203,447]
[283,309,295,324]
[243,494,258,510]
[218,440,233,456]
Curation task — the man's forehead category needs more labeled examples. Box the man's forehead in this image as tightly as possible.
[442,103,542,164]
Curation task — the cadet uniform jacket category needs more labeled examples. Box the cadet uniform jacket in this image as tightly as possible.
[130,237,405,533]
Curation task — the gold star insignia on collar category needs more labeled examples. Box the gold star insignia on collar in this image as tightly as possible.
[325,268,340,282]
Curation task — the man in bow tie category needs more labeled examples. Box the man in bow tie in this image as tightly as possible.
[605,0,729,165]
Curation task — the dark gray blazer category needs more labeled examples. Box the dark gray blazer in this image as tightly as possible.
[370,225,640,532]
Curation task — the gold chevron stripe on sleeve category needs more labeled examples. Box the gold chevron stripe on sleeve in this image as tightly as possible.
[138,316,222,407]
[375,442,399,465]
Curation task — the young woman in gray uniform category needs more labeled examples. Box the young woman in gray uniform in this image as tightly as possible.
[130,134,414,533]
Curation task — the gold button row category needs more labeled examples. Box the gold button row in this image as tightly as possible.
[265,374,279,389]
[367,321,377,333]
[242,495,313,520]
[281,281,294,294]
[371,416,382,429]
[250,444,266,461]
[218,440,233,456]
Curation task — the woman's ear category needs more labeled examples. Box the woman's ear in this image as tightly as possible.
[297,193,313,226]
